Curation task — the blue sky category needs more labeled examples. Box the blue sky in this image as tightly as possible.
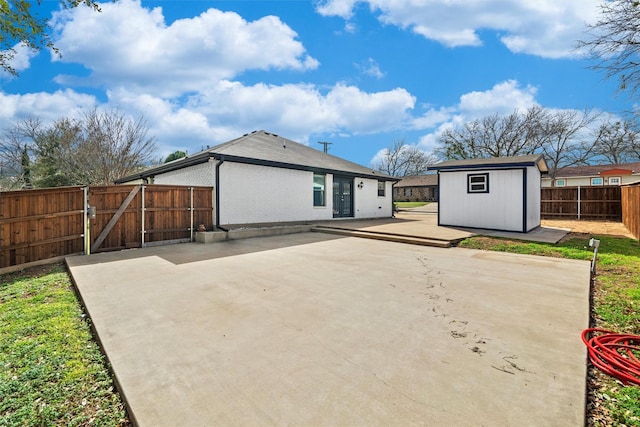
[0,0,634,167]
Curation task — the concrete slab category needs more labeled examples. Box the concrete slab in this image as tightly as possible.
[67,233,590,427]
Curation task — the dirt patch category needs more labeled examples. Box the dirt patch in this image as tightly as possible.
[542,220,636,239]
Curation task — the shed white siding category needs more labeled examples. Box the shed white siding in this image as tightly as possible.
[525,166,541,231]
[439,169,525,232]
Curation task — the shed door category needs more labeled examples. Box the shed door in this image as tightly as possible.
[333,177,353,218]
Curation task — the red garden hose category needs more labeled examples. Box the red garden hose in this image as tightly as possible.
[582,328,640,386]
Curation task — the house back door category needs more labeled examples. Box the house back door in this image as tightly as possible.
[333,176,353,218]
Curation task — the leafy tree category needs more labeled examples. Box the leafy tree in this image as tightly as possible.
[165,150,187,163]
[20,144,30,187]
[577,0,640,100]
[1,0,101,75]
[374,138,437,177]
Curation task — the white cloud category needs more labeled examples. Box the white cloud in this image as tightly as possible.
[105,81,416,156]
[356,58,385,79]
[458,80,538,116]
[315,0,601,58]
[0,42,38,79]
[0,90,96,126]
[50,0,319,97]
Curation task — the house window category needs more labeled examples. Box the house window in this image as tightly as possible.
[467,173,489,193]
[313,173,326,206]
[378,181,385,197]
[591,177,604,186]
[608,177,621,185]
[404,188,412,197]
[556,179,566,187]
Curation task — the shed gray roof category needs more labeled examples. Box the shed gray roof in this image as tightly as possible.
[117,130,395,183]
[428,154,548,173]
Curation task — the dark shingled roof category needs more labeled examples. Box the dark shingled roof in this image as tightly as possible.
[395,174,438,187]
[428,154,548,173]
[117,130,395,183]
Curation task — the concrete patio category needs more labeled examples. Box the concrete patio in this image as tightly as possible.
[67,232,590,426]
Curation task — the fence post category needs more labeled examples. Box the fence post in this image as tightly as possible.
[577,186,581,220]
[190,187,194,242]
[141,185,146,248]
[83,186,89,255]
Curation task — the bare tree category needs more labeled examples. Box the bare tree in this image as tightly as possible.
[436,107,548,160]
[538,109,601,181]
[592,119,640,164]
[576,0,640,101]
[1,109,156,188]
[374,138,437,177]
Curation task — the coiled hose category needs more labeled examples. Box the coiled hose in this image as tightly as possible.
[582,328,640,386]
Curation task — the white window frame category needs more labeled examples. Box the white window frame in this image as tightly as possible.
[467,173,489,193]
[591,177,604,186]
[555,179,566,187]
[608,176,621,185]
[377,181,386,197]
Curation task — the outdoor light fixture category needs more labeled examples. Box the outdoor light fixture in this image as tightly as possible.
[358,181,364,189]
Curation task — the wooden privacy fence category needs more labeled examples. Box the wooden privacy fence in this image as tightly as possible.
[622,184,640,240]
[1,185,214,269]
[541,186,622,221]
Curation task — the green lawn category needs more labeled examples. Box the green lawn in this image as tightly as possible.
[394,201,429,208]
[0,264,129,426]
[460,234,640,426]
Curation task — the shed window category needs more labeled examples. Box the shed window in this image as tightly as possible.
[378,181,385,197]
[591,177,603,186]
[313,173,326,206]
[608,177,621,185]
[467,173,489,193]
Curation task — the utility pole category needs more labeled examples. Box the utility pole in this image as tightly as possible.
[318,141,333,153]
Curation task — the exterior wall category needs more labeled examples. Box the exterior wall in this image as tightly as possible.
[393,186,438,202]
[354,178,393,219]
[542,174,640,187]
[525,166,541,231]
[439,169,525,232]
[153,161,216,187]
[219,162,332,225]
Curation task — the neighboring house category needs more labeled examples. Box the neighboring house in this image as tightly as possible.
[541,162,640,187]
[393,174,438,202]
[428,154,548,233]
[116,130,397,228]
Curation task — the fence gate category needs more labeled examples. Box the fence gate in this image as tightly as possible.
[88,185,214,253]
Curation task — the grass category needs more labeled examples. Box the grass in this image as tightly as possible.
[459,234,640,426]
[394,201,429,208]
[0,263,129,426]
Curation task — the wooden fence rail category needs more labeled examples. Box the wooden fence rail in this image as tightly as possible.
[541,186,622,221]
[1,185,214,269]
[622,184,640,240]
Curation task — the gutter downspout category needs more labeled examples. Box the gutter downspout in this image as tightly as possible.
[215,157,228,232]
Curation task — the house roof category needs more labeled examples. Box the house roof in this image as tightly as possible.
[546,162,640,179]
[428,154,548,173]
[395,174,438,187]
[116,130,396,183]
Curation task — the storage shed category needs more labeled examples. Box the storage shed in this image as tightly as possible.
[428,154,548,232]
[116,130,397,228]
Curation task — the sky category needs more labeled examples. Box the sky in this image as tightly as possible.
[0,0,635,168]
